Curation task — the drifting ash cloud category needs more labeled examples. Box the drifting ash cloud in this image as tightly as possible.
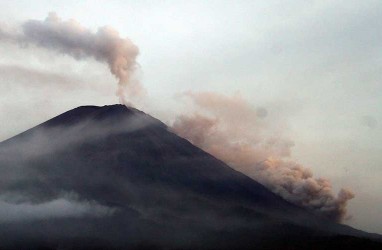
[0,12,143,104]
[172,92,354,222]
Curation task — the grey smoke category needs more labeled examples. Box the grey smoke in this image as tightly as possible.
[0,12,142,104]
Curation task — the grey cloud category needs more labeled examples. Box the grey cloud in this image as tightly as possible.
[361,115,378,129]
[0,195,116,223]
[0,64,78,88]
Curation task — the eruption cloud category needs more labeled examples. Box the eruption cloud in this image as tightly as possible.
[0,12,142,104]
[0,12,355,222]
[172,92,354,222]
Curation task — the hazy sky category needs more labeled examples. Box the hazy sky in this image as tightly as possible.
[0,0,381,233]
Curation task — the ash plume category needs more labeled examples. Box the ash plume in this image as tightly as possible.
[0,12,142,104]
[0,12,355,223]
[172,92,354,222]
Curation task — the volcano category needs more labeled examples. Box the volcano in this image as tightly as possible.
[0,104,380,250]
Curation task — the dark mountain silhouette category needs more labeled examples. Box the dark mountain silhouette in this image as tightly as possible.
[0,104,380,250]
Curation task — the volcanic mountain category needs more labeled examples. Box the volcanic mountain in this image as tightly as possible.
[0,104,380,250]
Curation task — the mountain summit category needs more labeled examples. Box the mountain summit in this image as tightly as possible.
[0,104,380,249]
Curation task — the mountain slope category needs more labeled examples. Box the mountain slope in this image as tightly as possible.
[0,104,380,250]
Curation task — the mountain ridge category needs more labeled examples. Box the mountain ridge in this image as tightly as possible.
[0,104,380,249]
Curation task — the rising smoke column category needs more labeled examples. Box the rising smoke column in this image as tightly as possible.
[0,12,141,104]
[172,92,354,222]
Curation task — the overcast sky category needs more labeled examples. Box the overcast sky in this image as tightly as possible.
[0,0,381,234]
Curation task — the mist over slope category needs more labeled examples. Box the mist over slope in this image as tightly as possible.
[0,104,380,250]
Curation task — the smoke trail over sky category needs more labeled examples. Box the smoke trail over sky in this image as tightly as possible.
[172,92,354,222]
[0,12,142,104]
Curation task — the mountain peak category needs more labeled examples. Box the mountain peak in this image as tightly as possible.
[73,104,133,114]
[48,104,135,124]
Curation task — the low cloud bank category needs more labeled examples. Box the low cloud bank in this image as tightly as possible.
[0,195,116,223]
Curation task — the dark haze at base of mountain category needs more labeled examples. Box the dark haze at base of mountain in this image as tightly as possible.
[0,104,380,250]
